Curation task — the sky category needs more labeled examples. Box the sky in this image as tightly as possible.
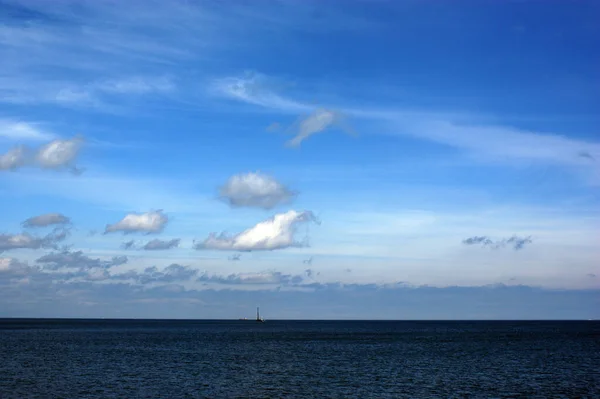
[0,0,599,319]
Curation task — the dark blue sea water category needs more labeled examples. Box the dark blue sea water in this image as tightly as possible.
[0,319,598,398]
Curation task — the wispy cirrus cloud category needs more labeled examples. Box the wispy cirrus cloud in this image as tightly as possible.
[211,72,600,173]
[0,119,55,141]
[218,172,297,209]
[194,210,319,251]
[1,1,371,112]
[209,72,309,113]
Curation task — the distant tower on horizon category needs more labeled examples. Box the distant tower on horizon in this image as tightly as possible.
[256,307,264,322]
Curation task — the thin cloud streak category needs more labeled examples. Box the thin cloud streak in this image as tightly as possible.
[211,72,600,170]
[462,235,533,251]
[0,119,56,141]
[22,213,71,228]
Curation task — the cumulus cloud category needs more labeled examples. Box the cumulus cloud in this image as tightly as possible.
[36,136,84,170]
[22,213,71,228]
[36,250,127,271]
[0,136,84,173]
[0,145,28,171]
[462,235,533,250]
[0,228,70,253]
[287,108,356,147]
[105,210,168,234]
[142,239,180,250]
[218,172,297,209]
[194,210,319,251]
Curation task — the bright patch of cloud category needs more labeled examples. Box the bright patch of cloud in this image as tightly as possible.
[36,136,84,170]
[219,172,297,209]
[195,210,319,251]
[105,210,169,234]
[0,136,84,173]
[22,213,71,228]
[142,239,180,250]
[0,119,55,141]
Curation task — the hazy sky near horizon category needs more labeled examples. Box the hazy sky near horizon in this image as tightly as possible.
[1,0,599,319]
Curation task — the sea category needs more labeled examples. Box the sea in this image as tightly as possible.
[0,319,598,398]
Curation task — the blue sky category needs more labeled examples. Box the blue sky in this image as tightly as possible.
[0,0,598,319]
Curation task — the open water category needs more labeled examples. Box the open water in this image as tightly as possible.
[0,319,598,398]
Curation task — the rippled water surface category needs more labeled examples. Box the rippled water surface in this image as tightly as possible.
[1,319,599,398]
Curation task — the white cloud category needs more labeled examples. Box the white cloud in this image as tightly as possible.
[219,172,297,209]
[36,136,84,169]
[195,210,319,251]
[105,211,169,234]
[1,136,84,173]
[22,213,71,228]
[0,119,55,141]
[0,145,28,171]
